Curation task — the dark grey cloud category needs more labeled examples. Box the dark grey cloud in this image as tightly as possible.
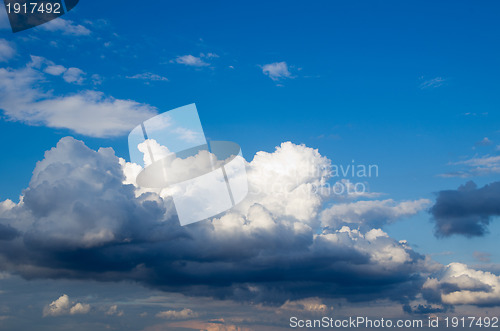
[430,181,500,237]
[0,137,434,306]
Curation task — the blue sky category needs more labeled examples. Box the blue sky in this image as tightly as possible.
[1,1,500,330]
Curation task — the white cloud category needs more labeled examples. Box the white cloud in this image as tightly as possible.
[441,155,500,177]
[43,294,90,317]
[63,67,86,84]
[261,62,293,81]
[174,55,209,67]
[40,18,91,36]
[419,77,446,89]
[69,303,91,315]
[0,39,15,62]
[44,65,67,76]
[156,308,198,320]
[320,198,431,229]
[424,263,500,306]
[127,72,168,82]
[0,56,157,137]
[106,305,124,316]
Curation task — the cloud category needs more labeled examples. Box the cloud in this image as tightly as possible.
[156,308,198,319]
[43,294,90,317]
[127,72,168,82]
[320,198,431,229]
[0,138,447,307]
[174,55,209,67]
[70,303,91,315]
[430,181,500,237]
[476,137,493,147]
[63,67,86,84]
[0,56,157,137]
[0,39,15,62]
[106,305,124,316]
[419,77,446,89]
[441,155,500,178]
[261,62,293,81]
[39,18,91,36]
[423,263,500,306]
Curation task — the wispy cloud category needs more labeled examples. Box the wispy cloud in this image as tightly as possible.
[0,39,15,62]
[419,76,446,89]
[39,18,91,36]
[261,61,293,81]
[127,72,169,82]
[0,55,157,137]
[173,54,209,67]
[156,308,198,320]
[440,155,500,178]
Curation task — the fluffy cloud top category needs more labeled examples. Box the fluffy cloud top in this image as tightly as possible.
[43,294,90,317]
[0,56,157,137]
[423,263,500,306]
[430,181,500,237]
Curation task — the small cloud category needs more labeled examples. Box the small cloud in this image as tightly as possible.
[40,18,91,36]
[0,39,15,62]
[43,294,90,317]
[261,61,293,81]
[419,77,446,89]
[173,55,209,67]
[475,137,493,147]
[69,303,91,315]
[127,72,168,82]
[63,67,86,84]
[201,52,219,58]
[44,65,67,76]
[106,305,124,317]
[156,308,198,320]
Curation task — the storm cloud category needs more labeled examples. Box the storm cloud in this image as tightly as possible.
[430,181,500,237]
[0,137,448,306]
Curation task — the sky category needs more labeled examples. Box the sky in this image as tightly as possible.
[0,1,500,330]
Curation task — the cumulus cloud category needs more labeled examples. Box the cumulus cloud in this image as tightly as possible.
[430,181,500,237]
[0,56,157,137]
[0,39,15,62]
[0,138,440,306]
[156,308,198,320]
[261,62,293,81]
[39,18,91,36]
[174,55,209,67]
[423,263,500,306]
[43,294,90,317]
